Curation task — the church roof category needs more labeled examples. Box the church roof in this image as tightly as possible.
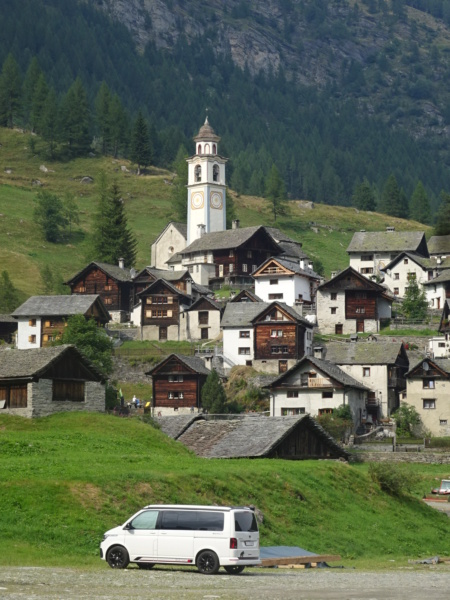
[194,117,220,143]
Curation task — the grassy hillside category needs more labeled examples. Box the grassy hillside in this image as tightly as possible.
[0,412,449,568]
[0,127,432,299]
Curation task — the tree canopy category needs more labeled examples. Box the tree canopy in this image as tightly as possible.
[33,190,68,243]
[201,369,229,414]
[265,164,288,221]
[0,270,21,312]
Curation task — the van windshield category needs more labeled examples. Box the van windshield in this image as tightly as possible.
[234,511,258,532]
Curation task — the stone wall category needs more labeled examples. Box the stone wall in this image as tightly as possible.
[29,379,105,417]
[350,451,450,464]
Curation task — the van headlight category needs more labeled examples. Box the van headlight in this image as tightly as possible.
[102,534,118,541]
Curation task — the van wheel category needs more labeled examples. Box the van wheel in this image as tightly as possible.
[196,550,220,575]
[137,563,155,570]
[224,566,245,574]
[106,545,129,569]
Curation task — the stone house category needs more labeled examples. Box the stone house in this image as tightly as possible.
[265,355,368,428]
[318,339,409,420]
[0,345,105,417]
[316,267,392,335]
[404,357,450,437]
[12,295,110,349]
[184,296,222,341]
[347,229,428,280]
[423,269,450,311]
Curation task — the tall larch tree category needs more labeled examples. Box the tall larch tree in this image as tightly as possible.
[95,81,112,155]
[130,109,152,175]
[409,181,431,224]
[265,164,288,221]
[434,191,450,236]
[0,54,22,128]
[378,173,408,218]
[40,88,59,158]
[59,77,91,157]
[109,93,129,158]
[352,178,376,211]
[22,57,42,126]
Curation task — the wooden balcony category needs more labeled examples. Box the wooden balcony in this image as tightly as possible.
[304,378,333,388]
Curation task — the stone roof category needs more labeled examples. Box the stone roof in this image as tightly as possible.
[221,301,312,328]
[0,314,17,323]
[0,344,104,380]
[347,230,426,254]
[230,290,262,303]
[318,266,388,293]
[137,279,191,301]
[180,226,278,254]
[423,269,450,285]
[146,353,210,377]
[323,341,405,365]
[12,295,108,318]
[406,357,450,377]
[264,227,309,260]
[193,117,220,143]
[381,252,450,273]
[266,355,369,390]
[143,267,190,282]
[428,235,450,256]
[65,261,133,284]
[156,414,203,439]
[255,256,321,280]
[173,414,347,459]
[186,297,222,312]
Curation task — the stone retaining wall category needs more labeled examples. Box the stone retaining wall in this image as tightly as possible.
[350,451,450,464]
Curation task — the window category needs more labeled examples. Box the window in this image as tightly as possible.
[247,250,252,258]
[271,346,288,354]
[168,391,184,399]
[229,249,234,257]
[440,419,448,426]
[229,264,234,273]
[363,367,370,377]
[355,307,366,314]
[198,311,209,325]
[287,391,299,398]
[394,273,399,280]
[307,331,312,340]
[423,399,436,409]
[130,510,159,530]
[28,335,36,344]
[53,380,85,402]
[270,279,279,285]
[423,379,435,389]
[104,298,113,305]
[394,288,399,296]
[239,331,250,338]
[361,268,374,274]
[282,407,305,415]
[104,285,113,291]
[252,265,257,272]
[331,307,337,314]
[242,264,248,272]
[238,347,250,355]
[319,408,333,415]
[213,164,219,182]
[270,329,283,338]
[268,293,283,300]
[322,391,333,398]
[330,293,337,300]
[361,254,373,261]
[438,342,446,348]
[168,375,183,382]
[407,272,416,281]
[78,286,86,292]
[194,165,201,182]
[404,258,409,264]
[28,319,36,327]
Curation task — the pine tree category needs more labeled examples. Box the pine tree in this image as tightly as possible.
[130,109,152,175]
[0,54,22,128]
[95,81,112,154]
[401,278,428,320]
[352,178,376,211]
[0,270,21,312]
[30,73,49,134]
[434,191,450,236]
[22,57,42,126]
[109,93,129,158]
[40,88,59,158]
[201,369,228,414]
[265,164,288,221]
[92,177,137,267]
[409,181,431,224]
[59,77,91,157]
[378,173,408,218]
[33,190,68,243]
[171,144,189,222]
[63,192,80,241]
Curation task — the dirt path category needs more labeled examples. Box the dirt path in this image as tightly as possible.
[1,565,450,600]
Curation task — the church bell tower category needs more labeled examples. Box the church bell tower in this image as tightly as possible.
[187,117,227,245]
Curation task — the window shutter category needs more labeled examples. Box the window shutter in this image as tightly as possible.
[167,310,173,317]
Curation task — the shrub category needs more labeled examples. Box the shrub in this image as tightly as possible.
[392,402,422,437]
[369,463,418,496]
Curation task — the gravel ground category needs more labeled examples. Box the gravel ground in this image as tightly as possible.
[1,565,450,600]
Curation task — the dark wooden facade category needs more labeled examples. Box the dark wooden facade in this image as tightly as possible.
[139,280,190,328]
[253,304,306,360]
[148,355,208,410]
[0,315,17,343]
[345,290,378,320]
[269,419,345,459]
[132,269,191,306]
[40,303,108,347]
[439,301,450,334]
[67,263,132,313]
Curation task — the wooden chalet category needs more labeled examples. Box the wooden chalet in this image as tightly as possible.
[146,353,210,416]
[0,345,105,417]
[134,279,192,341]
[156,414,348,460]
[65,261,133,321]
[317,267,393,335]
[0,314,17,344]
[132,267,192,305]
[12,295,110,350]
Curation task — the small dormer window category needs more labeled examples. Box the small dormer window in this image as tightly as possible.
[195,165,201,182]
[213,164,219,182]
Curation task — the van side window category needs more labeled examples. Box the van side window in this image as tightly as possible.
[130,510,159,530]
[160,510,224,531]
[234,511,258,532]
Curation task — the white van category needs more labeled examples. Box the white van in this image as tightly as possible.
[100,504,260,575]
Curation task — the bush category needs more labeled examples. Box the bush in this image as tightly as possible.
[369,463,418,496]
[425,437,450,449]
[392,402,422,437]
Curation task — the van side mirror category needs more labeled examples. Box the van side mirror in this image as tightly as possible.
[124,522,133,530]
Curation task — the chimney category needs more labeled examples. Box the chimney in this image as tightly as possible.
[314,346,324,359]
[197,224,206,238]
[300,259,305,270]
[186,278,193,297]
[232,219,240,230]
[118,258,124,269]
[308,261,313,270]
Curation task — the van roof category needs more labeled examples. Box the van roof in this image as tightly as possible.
[143,504,253,511]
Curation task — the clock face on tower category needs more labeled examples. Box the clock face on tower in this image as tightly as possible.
[210,191,223,209]
[191,192,204,209]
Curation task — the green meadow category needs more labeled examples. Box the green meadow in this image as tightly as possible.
[0,413,449,569]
